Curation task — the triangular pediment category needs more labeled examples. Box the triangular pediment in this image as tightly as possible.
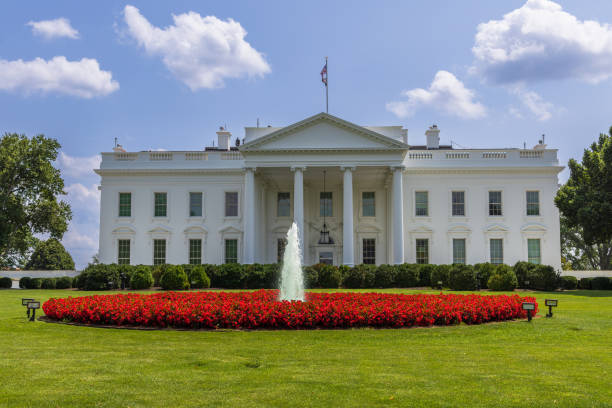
[485,223,509,232]
[240,113,408,152]
[521,223,548,232]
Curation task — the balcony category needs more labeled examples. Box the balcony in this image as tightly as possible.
[98,150,245,173]
[404,148,560,169]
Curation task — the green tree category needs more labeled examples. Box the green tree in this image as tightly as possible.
[555,128,612,270]
[25,238,75,270]
[0,133,72,267]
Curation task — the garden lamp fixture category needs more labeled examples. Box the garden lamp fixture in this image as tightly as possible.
[27,301,40,322]
[318,170,334,245]
[522,302,535,322]
[22,298,35,318]
[545,299,558,318]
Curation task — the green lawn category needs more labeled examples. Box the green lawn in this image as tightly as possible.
[1,289,610,408]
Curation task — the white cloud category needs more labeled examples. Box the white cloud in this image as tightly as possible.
[386,71,486,119]
[58,152,101,178]
[62,226,98,252]
[472,0,612,84]
[509,87,554,121]
[64,183,100,214]
[0,56,119,98]
[122,5,271,90]
[27,18,79,40]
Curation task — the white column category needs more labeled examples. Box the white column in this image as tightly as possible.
[342,166,355,266]
[291,166,305,260]
[392,166,405,264]
[243,167,256,264]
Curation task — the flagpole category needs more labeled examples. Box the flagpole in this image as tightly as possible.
[325,56,328,113]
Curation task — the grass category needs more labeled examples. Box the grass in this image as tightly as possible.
[0,288,611,408]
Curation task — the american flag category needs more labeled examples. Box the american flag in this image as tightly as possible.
[321,62,327,86]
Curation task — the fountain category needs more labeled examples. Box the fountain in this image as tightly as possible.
[279,222,305,301]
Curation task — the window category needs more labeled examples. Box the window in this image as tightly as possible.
[526,191,540,216]
[490,239,503,264]
[416,239,429,264]
[415,191,428,216]
[488,191,502,216]
[277,192,290,217]
[453,239,466,264]
[319,251,333,265]
[277,238,287,263]
[154,192,167,217]
[528,239,541,264]
[189,239,202,265]
[189,192,202,217]
[451,191,465,216]
[362,239,376,264]
[118,239,130,265]
[119,193,131,217]
[362,192,376,217]
[153,239,166,265]
[225,192,238,217]
[320,192,332,217]
[225,239,238,264]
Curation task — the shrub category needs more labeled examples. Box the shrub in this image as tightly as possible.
[29,278,42,289]
[303,266,318,288]
[19,276,31,289]
[25,238,75,270]
[374,264,397,288]
[262,264,280,288]
[417,264,435,287]
[0,277,12,288]
[117,264,137,289]
[487,265,518,291]
[342,264,375,288]
[395,264,419,287]
[448,265,478,291]
[188,265,211,289]
[216,263,246,289]
[317,264,342,288]
[55,276,73,289]
[579,277,592,290]
[202,264,219,287]
[528,265,560,291]
[430,265,451,288]
[244,264,266,289]
[474,263,496,289]
[514,261,537,288]
[159,265,190,290]
[130,266,154,290]
[40,278,56,289]
[152,264,168,286]
[77,264,120,290]
[591,277,612,290]
[560,276,578,290]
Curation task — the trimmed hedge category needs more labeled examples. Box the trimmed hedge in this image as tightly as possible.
[40,278,56,289]
[130,266,154,290]
[560,276,578,290]
[431,265,451,288]
[185,265,211,289]
[487,265,518,291]
[591,277,612,290]
[474,263,496,289]
[0,277,12,288]
[448,264,478,291]
[160,265,189,290]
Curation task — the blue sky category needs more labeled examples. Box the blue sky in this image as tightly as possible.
[2,0,612,267]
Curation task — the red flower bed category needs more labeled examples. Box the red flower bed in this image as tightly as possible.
[42,291,538,330]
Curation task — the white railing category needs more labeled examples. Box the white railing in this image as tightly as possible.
[221,151,242,160]
[482,152,507,159]
[520,150,543,159]
[185,152,208,160]
[446,152,470,159]
[114,153,138,161]
[149,152,173,161]
[409,152,433,160]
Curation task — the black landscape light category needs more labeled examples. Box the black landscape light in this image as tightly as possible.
[437,281,443,290]
[522,302,535,322]
[22,298,35,318]
[27,301,40,322]
[545,299,558,318]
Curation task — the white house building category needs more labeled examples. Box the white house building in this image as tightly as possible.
[96,112,563,270]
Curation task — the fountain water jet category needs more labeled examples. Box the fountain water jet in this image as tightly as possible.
[279,222,305,301]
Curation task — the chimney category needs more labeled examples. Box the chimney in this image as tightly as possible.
[425,125,440,149]
[112,144,126,152]
[534,134,547,150]
[216,126,231,151]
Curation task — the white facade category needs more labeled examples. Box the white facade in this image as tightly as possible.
[96,113,563,270]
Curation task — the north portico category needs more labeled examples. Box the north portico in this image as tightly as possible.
[96,112,563,269]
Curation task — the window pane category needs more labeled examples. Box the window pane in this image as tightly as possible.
[526,191,540,216]
[277,238,287,263]
[415,191,428,216]
[118,239,130,265]
[119,193,131,217]
[453,239,466,264]
[528,239,541,264]
[451,191,465,216]
[490,239,503,264]
[225,239,238,264]
[488,191,502,216]
[225,192,238,217]
[362,238,376,264]
[189,239,202,265]
[189,192,202,217]
[154,193,167,217]
[277,192,290,217]
[416,239,429,264]
[319,251,333,265]
[320,192,332,217]
[153,239,166,265]
[362,192,376,217]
